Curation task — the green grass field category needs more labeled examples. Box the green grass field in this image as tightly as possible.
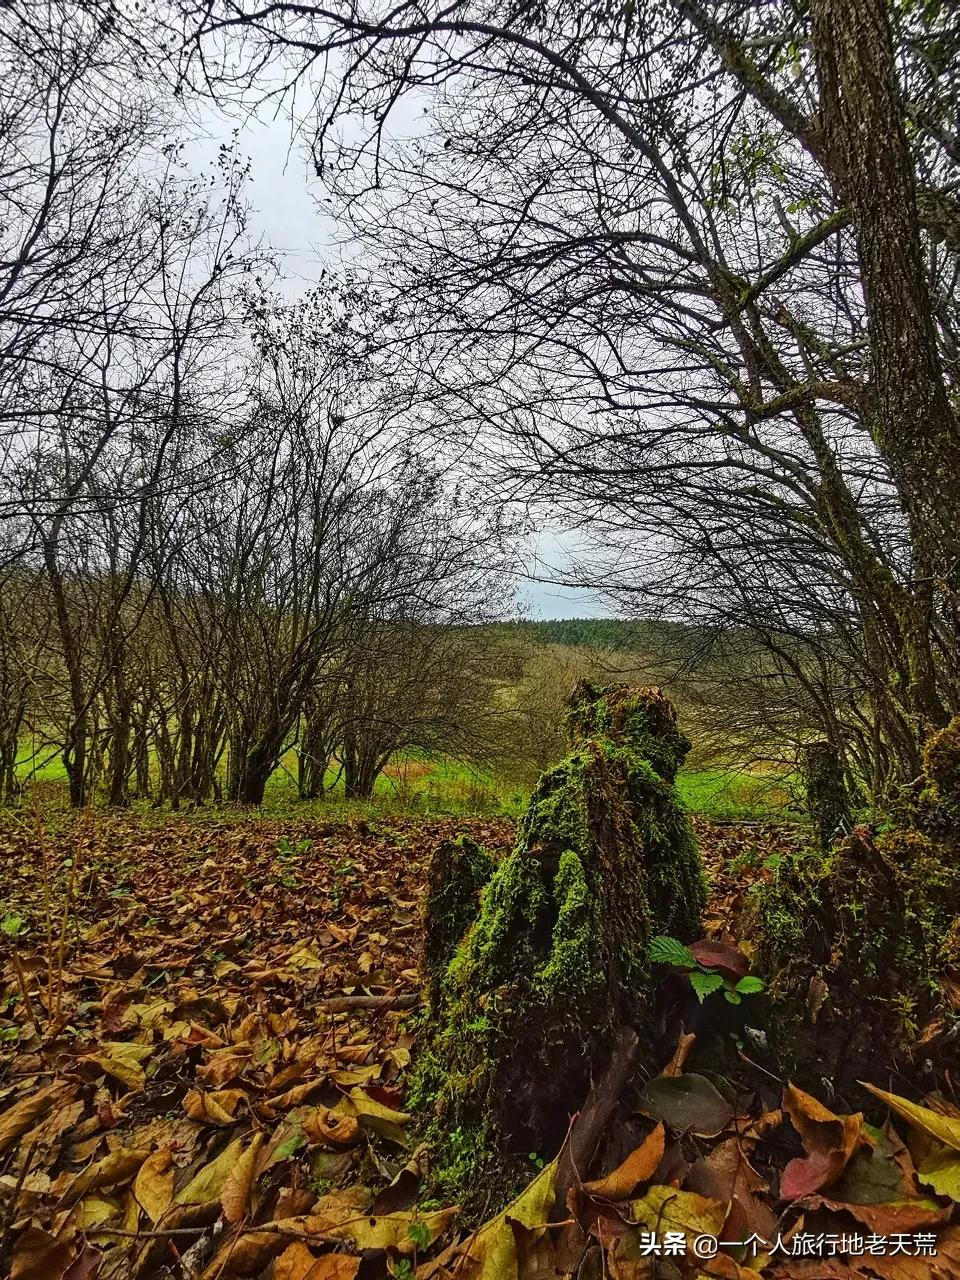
[15,742,796,822]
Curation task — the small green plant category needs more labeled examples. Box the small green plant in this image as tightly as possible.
[649,935,765,1005]
[276,836,311,860]
[407,1221,431,1251]
[528,1150,545,1170]
[1,913,25,939]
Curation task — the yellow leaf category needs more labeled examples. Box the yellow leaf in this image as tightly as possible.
[134,1147,175,1224]
[862,1082,960,1152]
[221,1133,263,1224]
[288,944,325,970]
[918,1145,960,1200]
[337,1088,409,1145]
[461,1159,557,1280]
[183,1088,247,1126]
[86,1042,153,1092]
[201,1201,450,1278]
[176,1136,245,1205]
[54,1148,149,1210]
[72,1193,121,1229]
[306,1204,458,1253]
[584,1125,665,1201]
[0,1082,71,1155]
[629,1185,727,1247]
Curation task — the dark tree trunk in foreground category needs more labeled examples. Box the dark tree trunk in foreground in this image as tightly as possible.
[811,0,960,728]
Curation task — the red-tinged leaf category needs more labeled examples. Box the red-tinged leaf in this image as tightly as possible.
[689,939,751,980]
[781,1150,837,1200]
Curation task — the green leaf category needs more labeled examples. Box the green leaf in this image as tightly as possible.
[735,976,765,995]
[637,1074,734,1137]
[407,1220,431,1250]
[723,989,741,1004]
[689,972,725,1003]
[649,935,696,969]
[1,914,24,938]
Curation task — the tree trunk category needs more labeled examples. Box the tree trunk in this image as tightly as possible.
[801,740,851,851]
[811,0,960,726]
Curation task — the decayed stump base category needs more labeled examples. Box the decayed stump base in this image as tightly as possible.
[411,681,705,1212]
[754,716,960,1099]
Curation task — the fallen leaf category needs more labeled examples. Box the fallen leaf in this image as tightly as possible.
[133,1146,174,1224]
[636,1074,734,1137]
[221,1132,263,1223]
[0,1082,72,1154]
[460,1159,556,1279]
[583,1126,665,1201]
[780,1083,867,1199]
[274,1244,360,1280]
[176,1135,245,1205]
[862,1082,960,1152]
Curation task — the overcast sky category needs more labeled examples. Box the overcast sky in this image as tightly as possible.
[188,108,606,620]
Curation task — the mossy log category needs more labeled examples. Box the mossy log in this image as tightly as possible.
[411,682,705,1211]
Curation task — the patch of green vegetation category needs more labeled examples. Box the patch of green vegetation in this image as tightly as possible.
[676,767,797,821]
[754,823,960,1087]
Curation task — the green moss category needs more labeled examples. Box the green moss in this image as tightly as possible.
[421,835,497,1009]
[923,715,960,814]
[755,825,960,1087]
[564,679,691,782]
[800,740,850,851]
[411,684,705,1215]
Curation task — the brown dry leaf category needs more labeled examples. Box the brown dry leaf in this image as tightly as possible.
[843,1223,960,1278]
[0,1082,72,1155]
[9,1226,77,1280]
[302,1107,361,1150]
[220,1132,263,1224]
[371,1143,429,1215]
[337,1087,409,1145]
[84,1041,153,1091]
[797,1191,950,1232]
[781,1083,869,1200]
[53,1147,149,1210]
[274,1244,361,1280]
[133,1146,174,1224]
[688,1135,777,1242]
[583,1125,665,1201]
[662,1032,696,1078]
[183,1087,247,1126]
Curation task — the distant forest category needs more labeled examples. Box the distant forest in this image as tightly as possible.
[503,617,695,654]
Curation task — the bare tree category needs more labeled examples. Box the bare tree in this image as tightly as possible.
[174,0,960,794]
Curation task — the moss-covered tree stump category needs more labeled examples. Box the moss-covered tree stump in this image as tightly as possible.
[754,721,960,1095]
[800,740,851,851]
[410,681,705,1211]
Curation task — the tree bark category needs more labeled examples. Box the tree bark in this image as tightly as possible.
[811,0,960,727]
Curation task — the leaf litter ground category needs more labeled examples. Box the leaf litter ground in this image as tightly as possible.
[1,810,959,1279]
